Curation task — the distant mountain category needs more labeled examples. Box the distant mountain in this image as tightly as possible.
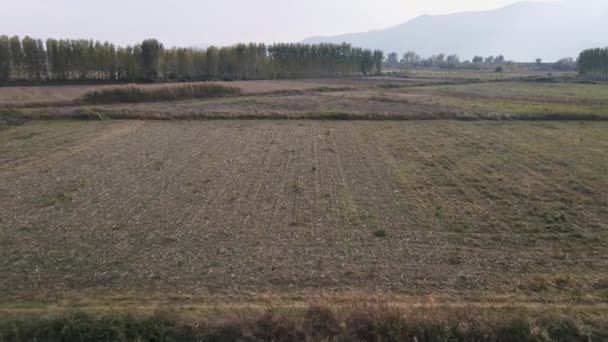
[302,0,608,62]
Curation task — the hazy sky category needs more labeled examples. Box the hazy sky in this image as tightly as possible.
[3,0,527,46]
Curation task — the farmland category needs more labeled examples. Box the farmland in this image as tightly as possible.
[3,75,607,121]
[1,76,608,340]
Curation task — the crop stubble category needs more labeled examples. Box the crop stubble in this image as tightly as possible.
[0,120,607,302]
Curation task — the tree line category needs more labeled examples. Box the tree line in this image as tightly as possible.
[0,36,384,83]
[578,48,608,78]
[384,51,512,71]
[384,50,581,73]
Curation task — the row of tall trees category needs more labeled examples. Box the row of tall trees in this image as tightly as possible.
[578,48,608,78]
[0,36,384,83]
[385,51,510,71]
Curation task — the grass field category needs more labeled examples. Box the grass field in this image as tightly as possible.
[1,76,608,340]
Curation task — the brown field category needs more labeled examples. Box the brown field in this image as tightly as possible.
[1,76,608,339]
[2,120,607,301]
[3,77,607,121]
[0,80,347,108]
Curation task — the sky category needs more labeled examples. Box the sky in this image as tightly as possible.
[2,0,527,47]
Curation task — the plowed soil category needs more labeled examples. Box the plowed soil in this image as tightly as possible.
[1,120,607,303]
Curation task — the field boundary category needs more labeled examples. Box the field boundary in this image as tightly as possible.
[11,108,608,122]
[1,297,606,341]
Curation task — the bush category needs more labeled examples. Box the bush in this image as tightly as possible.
[81,83,242,104]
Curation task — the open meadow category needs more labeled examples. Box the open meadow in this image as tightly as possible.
[1,75,608,340]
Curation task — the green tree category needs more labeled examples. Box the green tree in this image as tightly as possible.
[9,36,23,79]
[373,50,384,74]
[578,48,608,78]
[385,52,399,69]
[401,51,420,70]
[140,39,163,81]
[0,35,11,82]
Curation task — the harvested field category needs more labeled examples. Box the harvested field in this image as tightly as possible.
[19,94,462,121]
[5,78,608,121]
[2,76,608,339]
[0,80,359,108]
[1,120,607,302]
[408,82,608,105]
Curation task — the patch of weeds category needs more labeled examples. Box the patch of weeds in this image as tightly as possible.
[377,83,406,89]
[592,278,608,290]
[434,205,447,221]
[292,183,303,194]
[307,112,354,120]
[340,238,354,257]
[151,160,164,171]
[448,254,463,265]
[454,275,480,290]
[373,229,387,238]
[40,179,89,208]
[312,86,355,92]
[553,275,577,291]
[43,192,74,207]
[572,184,594,194]
[71,108,111,120]
[0,110,27,129]
[14,132,38,140]
[523,277,550,293]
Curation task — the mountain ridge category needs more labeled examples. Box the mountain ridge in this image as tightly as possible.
[302,0,608,62]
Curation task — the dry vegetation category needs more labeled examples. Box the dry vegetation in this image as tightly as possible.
[0,79,351,108]
[80,83,242,104]
[1,121,606,299]
[2,304,606,341]
[2,77,607,121]
[1,75,607,340]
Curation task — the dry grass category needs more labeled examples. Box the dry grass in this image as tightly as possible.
[80,83,242,104]
[0,80,356,108]
[2,75,607,336]
[1,303,605,341]
[4,78,606,121]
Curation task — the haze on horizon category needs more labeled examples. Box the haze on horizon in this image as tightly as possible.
[3,0,526,46]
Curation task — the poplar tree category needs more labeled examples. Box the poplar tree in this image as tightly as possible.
[9,36,23,79]
[0,36,385,82]
[0,35,11,82]
[141,39,163,81]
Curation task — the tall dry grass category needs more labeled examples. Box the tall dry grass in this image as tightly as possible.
[81,83,242,104]
[0,305,601,342]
